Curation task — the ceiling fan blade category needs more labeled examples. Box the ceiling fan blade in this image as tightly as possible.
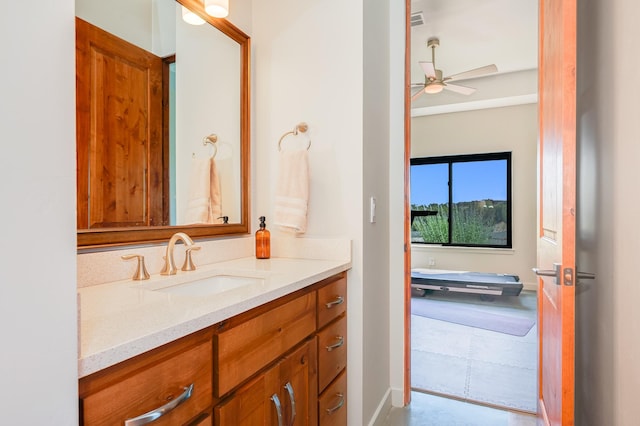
[411,88,426,101]
[446,64,498,81]
[444,83,476,95]
[419,61,436,78]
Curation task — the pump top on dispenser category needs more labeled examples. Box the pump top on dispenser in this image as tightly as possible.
[255,216,271,259]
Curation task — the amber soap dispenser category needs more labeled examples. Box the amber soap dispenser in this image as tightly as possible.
[255,216,271,259]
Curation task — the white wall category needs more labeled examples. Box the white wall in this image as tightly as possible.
[0,0,78,424]
[410,103,538,287]
[362,0,395,421]
[76,0,155,51]
[251,1,367,422]
[575,0,640,423]
[175,14,242,224]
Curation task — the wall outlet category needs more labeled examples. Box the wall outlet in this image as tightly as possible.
[428,257,436,267]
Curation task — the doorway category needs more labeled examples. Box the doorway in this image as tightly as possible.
[405,0,539,414]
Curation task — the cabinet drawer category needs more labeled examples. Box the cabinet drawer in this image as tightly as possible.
[216,292,316,396]
[318,370,347,426]
[81,340,212,426]
[317,314,347,392]
[317,276,347,329]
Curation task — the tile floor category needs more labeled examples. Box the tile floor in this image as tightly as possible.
[387,289,539,424]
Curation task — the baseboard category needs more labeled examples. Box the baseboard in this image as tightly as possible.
[368,387,393,426]
[391,386,405,407]
[523,281,537,292]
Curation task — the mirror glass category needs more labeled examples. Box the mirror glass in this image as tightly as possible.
[76,0,249,248]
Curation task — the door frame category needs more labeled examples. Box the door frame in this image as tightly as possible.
[402,0,578,417]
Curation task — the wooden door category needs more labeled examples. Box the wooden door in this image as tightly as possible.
[76,17,165,229]
[536,0,577,424]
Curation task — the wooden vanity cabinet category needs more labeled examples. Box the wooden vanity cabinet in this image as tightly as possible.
[79,272,348,426]
[316,275,348,425]
[79,329,214,426]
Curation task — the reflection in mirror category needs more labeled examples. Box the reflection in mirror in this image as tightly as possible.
[75,0,249,248]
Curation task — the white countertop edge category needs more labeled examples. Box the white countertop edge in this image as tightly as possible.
[78,259,351,378]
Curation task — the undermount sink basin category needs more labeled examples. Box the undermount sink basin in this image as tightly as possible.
[152,274,266,297]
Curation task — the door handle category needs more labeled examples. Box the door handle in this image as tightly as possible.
[532,263,561,285]
[577,271,596,280]
[534,264,596,286]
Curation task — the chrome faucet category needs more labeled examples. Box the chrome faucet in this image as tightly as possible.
[160,232,197,275]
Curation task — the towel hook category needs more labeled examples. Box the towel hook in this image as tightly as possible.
[278,122,311,151]
[202,134,218,158]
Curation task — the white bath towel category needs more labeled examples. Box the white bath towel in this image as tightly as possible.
[274,149,309,233]
[185,157,222,224]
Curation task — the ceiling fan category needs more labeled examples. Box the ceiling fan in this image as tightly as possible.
[411,37,498,101]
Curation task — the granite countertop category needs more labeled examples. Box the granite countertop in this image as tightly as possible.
[78,256,351,378]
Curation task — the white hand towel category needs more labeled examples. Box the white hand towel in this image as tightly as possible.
[209,158,223,223]
[274,149,309,233]
[185,158,223,224]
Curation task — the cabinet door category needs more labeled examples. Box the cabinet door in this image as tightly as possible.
[215,339,318,426]
[214,368,280,425]
[277,338,318,426]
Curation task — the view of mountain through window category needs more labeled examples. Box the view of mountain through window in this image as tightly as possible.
[410,152,512,248]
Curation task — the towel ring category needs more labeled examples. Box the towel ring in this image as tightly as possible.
[278,122,311,151]
[203,134,218,158]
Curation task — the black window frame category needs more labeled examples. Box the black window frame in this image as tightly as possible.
[410,151,513,249]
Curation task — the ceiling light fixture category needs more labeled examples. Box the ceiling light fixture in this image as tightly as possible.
[423,82,444,94]
[181,6,205,25]
[205,0,229,18]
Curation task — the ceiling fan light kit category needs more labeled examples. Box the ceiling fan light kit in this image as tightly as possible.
[411,37,498,101]
[424,83,444,94]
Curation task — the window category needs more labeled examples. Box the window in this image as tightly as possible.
[410,152,512,248]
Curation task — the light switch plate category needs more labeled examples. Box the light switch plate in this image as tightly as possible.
[370,196,376,223]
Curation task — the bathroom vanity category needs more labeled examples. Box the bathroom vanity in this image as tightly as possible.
[78,257,349,425]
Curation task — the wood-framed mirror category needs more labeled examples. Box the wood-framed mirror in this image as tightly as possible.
[76,0,250,249]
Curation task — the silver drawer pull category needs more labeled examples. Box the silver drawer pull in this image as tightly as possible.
[325,393,345,415]
[271,393,284,426]
[325,296,344,309]
[284,382,296,426]
[326,336,344,352]
[124,383,194,426]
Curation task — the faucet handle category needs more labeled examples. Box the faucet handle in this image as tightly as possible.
[121,254,150,280]
[182,246,201,272]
